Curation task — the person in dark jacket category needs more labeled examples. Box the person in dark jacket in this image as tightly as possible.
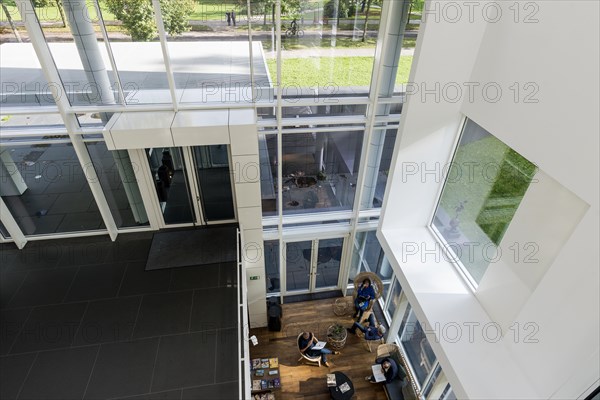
[347,313,386,340]
[366,357,398,383]
[353,278,376,320]
[298,331,338,367]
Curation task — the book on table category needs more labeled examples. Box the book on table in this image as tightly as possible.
[251,359,261,370]
[255,369,264,377]
[252,380,261,391]
[260,359,270,368]
[339,382,351,393]
[371,364,386,382]
[311,341,327,350]
[269,357,279,368]
[326,373,337,387]
[268,369,278,375]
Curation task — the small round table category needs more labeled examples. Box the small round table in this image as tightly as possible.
[328,371,355,400]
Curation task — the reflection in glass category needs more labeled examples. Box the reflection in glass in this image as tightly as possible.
[285,240,312,292]
[264,131,363,215]
[192,145,235,221]
[0,143,105,235]
[0,221,10,238]
[146,147,194,225]
[432,119,537,283]
[400,307,437,386]
[86,142,148,228]
[315,238,343,289]
[370,129,398,208]
[259,133,277,216]
[265,240,280,294]
[386,278,402,318]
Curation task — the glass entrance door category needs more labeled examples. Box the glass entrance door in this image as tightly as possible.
[190,145,236,222]
[144,145,236,227]
[145,147,195,225]
[314,238,344,290]
[284,237,346,294]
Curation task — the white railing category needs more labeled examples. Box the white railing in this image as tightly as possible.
[237,228,252,400]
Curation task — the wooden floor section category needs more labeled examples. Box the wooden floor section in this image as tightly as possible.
[249,296,388,400]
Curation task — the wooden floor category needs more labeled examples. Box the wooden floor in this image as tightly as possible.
[249,296,388,400]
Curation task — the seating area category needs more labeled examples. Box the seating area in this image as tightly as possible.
[249,296,417,400]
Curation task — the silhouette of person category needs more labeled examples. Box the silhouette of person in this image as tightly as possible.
[226,11,231,26]
[231,10,236,26]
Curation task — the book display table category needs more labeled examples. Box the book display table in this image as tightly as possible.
[251,357,281,400]
[328,371,355,400]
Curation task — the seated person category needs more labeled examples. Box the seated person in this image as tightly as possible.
[366,357,398,384]
[298,331,338,367]
[347,313,386,340]
[354,278,376,320]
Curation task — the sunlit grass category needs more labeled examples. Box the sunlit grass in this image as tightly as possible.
[267,56,413,87]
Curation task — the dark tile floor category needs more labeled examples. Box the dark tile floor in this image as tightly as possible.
[0,232,239,400]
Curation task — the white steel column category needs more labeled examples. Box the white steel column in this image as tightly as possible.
[15,0,119,240]
[275,0,284,304]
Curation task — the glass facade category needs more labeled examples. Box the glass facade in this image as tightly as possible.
[1,0,413,238]
[86,142,149,228]
[0,142,105,236]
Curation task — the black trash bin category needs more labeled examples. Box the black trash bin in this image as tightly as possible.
[267,299,282,332]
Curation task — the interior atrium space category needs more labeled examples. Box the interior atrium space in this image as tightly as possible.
[0,0,598,399]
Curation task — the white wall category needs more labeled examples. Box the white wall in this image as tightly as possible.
[380,1,599,398]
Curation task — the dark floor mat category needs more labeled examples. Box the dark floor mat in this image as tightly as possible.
[145,226,237,271]
[284,290,343,304]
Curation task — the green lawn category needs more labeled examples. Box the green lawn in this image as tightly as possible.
[267,56,413,87]
[438,134,536,245]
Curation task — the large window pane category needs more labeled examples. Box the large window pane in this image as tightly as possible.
[315,237,343,289]
[32,1,122,108]
[281,130,363,214]
[259,133,277,217]
[385,278,402,319]
[400,307,437,387]
[103,2,170,105]
[367,128,398,209]
[432,119,537,284]
[265,240,280,294]
[285,240,312,292]
[1,43,56,108]
[1,143,105,235]
[274,0,382,98]
[86,142,149,228]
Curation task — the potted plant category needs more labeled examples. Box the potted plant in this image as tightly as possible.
[326,323,347,350]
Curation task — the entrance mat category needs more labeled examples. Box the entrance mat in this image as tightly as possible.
[145,225,238,271]
[284,290,343,304]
